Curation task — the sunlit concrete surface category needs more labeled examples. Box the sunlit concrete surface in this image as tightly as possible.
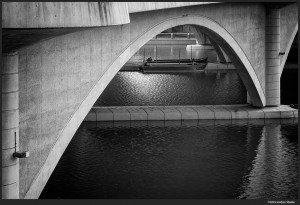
[85,105,298,121]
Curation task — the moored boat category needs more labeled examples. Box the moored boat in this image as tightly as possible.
[290,104,298,109]
[139,57,208,73]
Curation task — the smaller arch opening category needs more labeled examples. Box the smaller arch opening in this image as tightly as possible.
[95,25,247,107]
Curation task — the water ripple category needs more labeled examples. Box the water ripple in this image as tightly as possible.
[41,121,298,199]
[95,71,247,106]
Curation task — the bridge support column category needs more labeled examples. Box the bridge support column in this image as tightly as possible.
[2,52,19,199]
[265,9,280,106]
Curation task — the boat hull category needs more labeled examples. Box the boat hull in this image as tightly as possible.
[140,57,208,73]
[140,62,207,73]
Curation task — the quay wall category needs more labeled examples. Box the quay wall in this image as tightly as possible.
[84,105,298,122]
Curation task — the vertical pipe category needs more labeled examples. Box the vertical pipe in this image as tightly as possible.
[2,52,19,199]
[155,45,157,61]
[265,9,280,106]
[179,47,181,64]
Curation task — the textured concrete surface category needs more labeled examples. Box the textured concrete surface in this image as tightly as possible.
[279,3,298,76]
[85,117,297,129]
[109,107,131,121]
[127,2,218,13]
[2,2,130,28]
[2,53,19,199]
[265,9,280,106]
[2,2,130,53]
[176,107,198,120]
[84,105,297,121]
[18,24,132,199]
[143,107,165,121]
[127,108,148,121]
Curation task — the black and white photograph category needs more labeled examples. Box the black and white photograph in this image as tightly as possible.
[2,2,298,204]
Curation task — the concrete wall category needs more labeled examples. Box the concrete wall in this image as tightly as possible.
[15,2,276,199]
[127,2,218,13]
[2,2,130,28]
[18,25,131,198]
[279,3,298,75]
[2,53,20,199]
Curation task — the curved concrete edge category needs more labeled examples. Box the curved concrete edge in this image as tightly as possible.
[85,105,297,121]
[23,14,268,198]
[23,37,133,199]
[190,25,229,63]
[279,24,298,77]
[188,19,265,107]
[197,25,266,108]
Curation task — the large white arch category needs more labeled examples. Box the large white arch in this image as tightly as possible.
[25,15,266,198]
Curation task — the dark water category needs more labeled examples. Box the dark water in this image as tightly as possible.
[95,70,247,106]
[40,119,298,199]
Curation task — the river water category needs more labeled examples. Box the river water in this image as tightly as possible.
[40,44,298,199]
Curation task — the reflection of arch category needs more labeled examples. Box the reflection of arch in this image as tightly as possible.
[26,15,266,198]
[279,25,298,76]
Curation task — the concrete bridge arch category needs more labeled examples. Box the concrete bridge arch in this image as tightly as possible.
[23,14,267,199]
[95,14,266,110]
[279,25,298,76]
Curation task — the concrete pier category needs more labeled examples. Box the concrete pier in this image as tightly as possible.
[84,104,297,122]
[265,9,281,106]
[2,52,19,199]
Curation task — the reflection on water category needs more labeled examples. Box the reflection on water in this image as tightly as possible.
[95,71,247,106]
[40,119,298,199]
[238,123,298,199]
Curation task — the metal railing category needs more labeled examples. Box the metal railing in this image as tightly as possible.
[154,33,196,40]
